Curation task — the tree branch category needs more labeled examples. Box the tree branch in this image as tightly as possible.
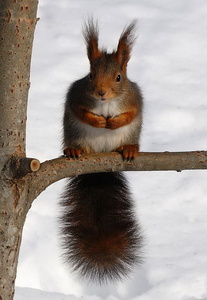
[27,150,207,201]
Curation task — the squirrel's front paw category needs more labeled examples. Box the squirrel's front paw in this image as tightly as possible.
[64,147,86,159]
[116,144,139,161]
[95,116,106,128]
[106,116,123,130]
[86,113,107,128]
[91,115,107,128]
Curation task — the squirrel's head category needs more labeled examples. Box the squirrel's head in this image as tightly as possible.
[83,19,137,102]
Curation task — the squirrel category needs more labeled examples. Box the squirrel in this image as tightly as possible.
[60,19,143,283]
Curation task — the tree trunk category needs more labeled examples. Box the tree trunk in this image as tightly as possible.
[0,1,38,299]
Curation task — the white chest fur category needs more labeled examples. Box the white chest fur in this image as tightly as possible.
[76,100,136,153]
[92,100,121,118]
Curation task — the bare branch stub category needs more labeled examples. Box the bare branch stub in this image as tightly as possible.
[6,157,40,179]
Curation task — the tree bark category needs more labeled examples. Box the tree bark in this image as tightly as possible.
[0,1,38,299]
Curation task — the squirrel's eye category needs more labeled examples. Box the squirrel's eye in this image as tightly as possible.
[116,74,121,82]
[89,73,93,80]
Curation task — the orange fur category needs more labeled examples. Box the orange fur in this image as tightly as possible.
[74,105,138,130]
[106,110,137,129]
[74,106,107,128]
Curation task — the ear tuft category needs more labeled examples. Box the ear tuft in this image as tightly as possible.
[115,20,137,72]
[83,18,101,64]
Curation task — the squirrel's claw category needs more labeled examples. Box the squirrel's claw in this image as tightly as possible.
[64,147,86,159]
[116,144,139,161]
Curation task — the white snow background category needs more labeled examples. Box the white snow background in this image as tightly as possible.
[14,0,207,299]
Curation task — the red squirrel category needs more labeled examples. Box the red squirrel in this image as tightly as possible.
[60,19,143,283]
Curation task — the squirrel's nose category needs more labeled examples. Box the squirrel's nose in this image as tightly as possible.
[98,90,106,97]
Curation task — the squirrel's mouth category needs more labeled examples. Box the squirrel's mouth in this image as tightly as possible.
[95,95,109,102]
[93,93,112,102]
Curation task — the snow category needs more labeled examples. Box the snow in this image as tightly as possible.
[15,0,207,299]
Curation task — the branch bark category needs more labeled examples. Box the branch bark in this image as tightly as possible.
[26,150,207,203]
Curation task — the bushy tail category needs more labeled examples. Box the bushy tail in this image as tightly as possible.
[60,172,142,283]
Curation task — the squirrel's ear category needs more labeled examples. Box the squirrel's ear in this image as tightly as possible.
[83,19,101,64]
[115,20,137,72]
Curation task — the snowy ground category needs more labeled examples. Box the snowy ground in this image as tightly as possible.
[15,1,207,299]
